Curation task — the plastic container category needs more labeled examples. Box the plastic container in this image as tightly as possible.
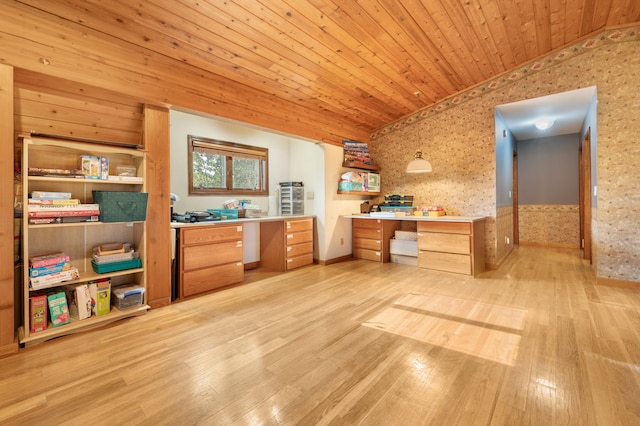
[91,258,142,274]
[207,209,239,220]
[116,165,137,177]
[111,285,145,309]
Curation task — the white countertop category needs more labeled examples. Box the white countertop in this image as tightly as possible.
[170,214,315,228]
[344,214,486,222]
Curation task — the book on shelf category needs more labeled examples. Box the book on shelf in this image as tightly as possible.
[47,292,71,327]
[30,191,72,200]
[28,198,80,206]
[29,262,71,278]
[28,167,84,178]
[30,267,80,290]
[28,216,99,224]
[29,252,71,268]
[27,203,99,212]
[342,139,372,165]
[28,209,100,218]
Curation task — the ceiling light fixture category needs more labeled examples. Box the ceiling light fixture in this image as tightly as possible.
[406,150,432,173]
[535,119,555,130]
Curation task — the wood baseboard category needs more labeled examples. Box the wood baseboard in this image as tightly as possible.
[596,277,640,288]
[318,254,353,266]
[244,261,261,270]
[519,241,580,249]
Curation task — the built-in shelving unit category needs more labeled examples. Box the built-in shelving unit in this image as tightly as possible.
[19,136,148,346]
[337,161,382,196]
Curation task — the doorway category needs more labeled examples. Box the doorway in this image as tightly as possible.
[495,87,597,257]
[580,128,592,262]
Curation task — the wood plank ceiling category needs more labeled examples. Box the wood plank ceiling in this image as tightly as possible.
[14,0,640,143]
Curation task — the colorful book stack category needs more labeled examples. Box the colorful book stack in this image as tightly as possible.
[342,139,372,165]
[27,191,100,224]
[29,252,79,290]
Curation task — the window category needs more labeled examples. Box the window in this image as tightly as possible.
[188,135,268,195]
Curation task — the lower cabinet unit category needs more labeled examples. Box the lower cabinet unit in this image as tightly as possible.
[260,217,314,271]
[417,220,485,276]
[352,218,401,263]
[179,224,244,297]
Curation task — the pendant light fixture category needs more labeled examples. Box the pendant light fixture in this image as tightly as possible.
[406,150,432,173]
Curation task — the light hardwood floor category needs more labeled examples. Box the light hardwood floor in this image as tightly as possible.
[2,246,640,425]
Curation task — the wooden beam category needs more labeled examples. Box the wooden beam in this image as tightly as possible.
[0,63,19,357]
[143,104,172,309]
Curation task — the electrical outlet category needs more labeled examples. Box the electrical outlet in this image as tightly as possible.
[340,237,344,245]
[505,236,510,244]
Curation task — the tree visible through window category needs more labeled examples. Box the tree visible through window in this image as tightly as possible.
[188,135,268,195]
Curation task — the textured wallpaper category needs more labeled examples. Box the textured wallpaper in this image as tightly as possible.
[369,26,640,282]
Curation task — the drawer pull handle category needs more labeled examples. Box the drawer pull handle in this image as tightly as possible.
[287,247,292,252]
[287,234,293,239]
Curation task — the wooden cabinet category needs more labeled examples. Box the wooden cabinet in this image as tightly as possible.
[352,218,401,262]
[260,217,314,271]
[179,224,244,298]
[417,220,485,276]
[19,136,148,346]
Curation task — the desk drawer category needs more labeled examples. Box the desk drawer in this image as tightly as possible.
[353,218,383,229]
[182,225,243,245]
[286,253,313,270]
[182,240,243,271]
[354,238,381,251]
[418,232,470,254]
[417,221,470,234]
[286,218,313,232]
[353,228,381,240]
[287,230,313,245]
[418,251,471,275]
[287,241,313,258]
[182,262,243,296]
[354,248,381,262]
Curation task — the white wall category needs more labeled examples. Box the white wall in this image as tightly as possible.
[169,109,325,263]
[323,144,368,261]
[170,110,293,214]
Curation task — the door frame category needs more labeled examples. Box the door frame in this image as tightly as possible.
[579,128,592,262]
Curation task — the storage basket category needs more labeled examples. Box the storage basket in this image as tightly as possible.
[383,194,414,206]
[207,209,239,220]
[93,191,148,222]
[111,285,145,309]
[92,247,139,264]
[91,258,142,274]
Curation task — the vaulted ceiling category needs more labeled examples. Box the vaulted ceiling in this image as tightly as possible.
[12,0,640,143]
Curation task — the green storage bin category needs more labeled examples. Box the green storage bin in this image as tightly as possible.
[207,209,239,220]
[91,258,142,274]
[93,191,148,222]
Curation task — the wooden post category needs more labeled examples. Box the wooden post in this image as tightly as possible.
[0,64,19,356]
[143,104,172,308]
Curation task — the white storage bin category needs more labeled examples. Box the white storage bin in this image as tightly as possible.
[394,231,418,241]
[391,254,418,266]
[390,239,418,256]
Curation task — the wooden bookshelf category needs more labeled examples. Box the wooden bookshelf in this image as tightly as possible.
[341,161,380,171]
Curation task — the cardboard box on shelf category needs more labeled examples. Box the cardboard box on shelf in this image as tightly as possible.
[29,293,48,333]
[47,291,70,327]
[88,279,111,316]
[64,284,92,320]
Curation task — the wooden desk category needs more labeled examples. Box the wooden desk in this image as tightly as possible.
[347,215,486,276]
[172,215,315,298]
